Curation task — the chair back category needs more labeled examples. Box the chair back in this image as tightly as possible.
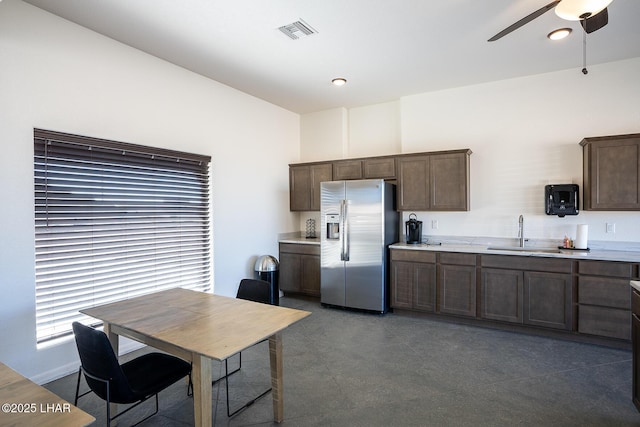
[236,279,272,305]
[72,322,136,403]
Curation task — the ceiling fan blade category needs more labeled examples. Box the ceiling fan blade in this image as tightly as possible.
[581,7,608,33]
[488,0,561,42]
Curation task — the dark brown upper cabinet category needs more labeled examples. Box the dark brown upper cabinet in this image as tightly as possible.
[581,133,640,211]
[397,150,471,211]
[363,157,396,179]
[289,149,470,211]
[332,160,363,180]
[289,163,333,211]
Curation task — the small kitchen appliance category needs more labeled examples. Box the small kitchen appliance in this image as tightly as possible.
[405,213,423,244]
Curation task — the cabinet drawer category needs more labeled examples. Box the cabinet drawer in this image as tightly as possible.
[579,261,633,278]
[579,276,631,309]
[390,249,436,263]
[481,255,572,273]
[439,252,476,266]
[579,305,631,340]
[279,243,320,255]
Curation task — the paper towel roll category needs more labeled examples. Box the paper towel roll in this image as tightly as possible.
[575,224,588,249]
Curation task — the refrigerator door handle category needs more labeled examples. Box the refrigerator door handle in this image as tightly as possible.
[340,199,349,261]
[343,200,350,261]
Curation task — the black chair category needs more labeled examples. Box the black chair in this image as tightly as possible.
[220,278,274,417]
[72,321,192,427]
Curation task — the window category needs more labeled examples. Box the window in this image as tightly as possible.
[34,129,212,344]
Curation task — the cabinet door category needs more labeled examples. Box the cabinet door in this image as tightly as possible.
[391,261,414,309]
[390,260,436,311]
[524,271,572,330]
[439,264,476,317]
[397,156,430,211]
[300,254,321,296]
[583,136,640,210]
[310,164,333,211]
[333,160,363,181]
[414,263,437,312]
[364,157,396,179]
[481,268,523,323]
[278,252,301,293]
[430,152,470,211]
[289,166,311,211]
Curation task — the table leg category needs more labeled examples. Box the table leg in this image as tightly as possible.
[192,354,212,427]
[269,332,284,423]
[103,323,120,424]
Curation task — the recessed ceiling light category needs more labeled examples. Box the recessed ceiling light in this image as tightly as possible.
[331,78,347,86]
[547,28,572,40]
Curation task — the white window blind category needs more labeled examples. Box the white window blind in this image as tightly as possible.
[34,129,212,344]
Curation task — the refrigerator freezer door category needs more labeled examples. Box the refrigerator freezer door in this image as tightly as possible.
[321,181,346,307]
[344,180,385,311]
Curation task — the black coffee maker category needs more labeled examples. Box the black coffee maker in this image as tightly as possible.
[405,213,422,244]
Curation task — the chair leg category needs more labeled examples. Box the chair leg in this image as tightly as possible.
[225,352,272,417]
[212,352,241,385]
[74,367,82,406]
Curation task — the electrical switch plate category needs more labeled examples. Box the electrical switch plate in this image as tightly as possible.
[606,223,616,233]
[431,220,438,230]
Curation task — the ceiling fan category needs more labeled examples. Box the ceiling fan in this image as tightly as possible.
[488,0,613,42]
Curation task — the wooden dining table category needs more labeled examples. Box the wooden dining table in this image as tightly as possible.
[80,287,310,427]
[0,362,95,427]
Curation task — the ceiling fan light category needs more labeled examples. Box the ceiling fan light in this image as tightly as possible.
[548,28,572,40]
[331,78,347,86]
[555,0,613,21]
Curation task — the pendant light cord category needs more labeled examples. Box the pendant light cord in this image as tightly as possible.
[582,20,588,74]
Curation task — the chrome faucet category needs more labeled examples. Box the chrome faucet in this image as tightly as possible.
[518,215,524,247]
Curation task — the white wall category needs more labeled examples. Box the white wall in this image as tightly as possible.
[300,108,347,161]
[401,58,640,243]
[348,101,401,157]
[301,58,640,244]
[0,0,300,382]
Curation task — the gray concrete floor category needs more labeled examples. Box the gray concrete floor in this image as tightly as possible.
[45,295,640,426]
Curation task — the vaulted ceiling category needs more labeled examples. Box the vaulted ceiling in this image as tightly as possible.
[23,0,640,114]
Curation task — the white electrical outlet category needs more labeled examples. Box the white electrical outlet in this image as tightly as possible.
[606,223,616,233]
[431,220,438,230]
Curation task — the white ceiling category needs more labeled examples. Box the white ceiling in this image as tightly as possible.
[22,0,640,114]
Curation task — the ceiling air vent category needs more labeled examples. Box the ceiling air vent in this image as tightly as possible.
[278,19,317,40]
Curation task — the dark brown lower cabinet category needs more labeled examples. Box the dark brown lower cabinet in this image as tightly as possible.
[524,271,572,330]
[389,248,636,345]
[438,254,477,317]
[481,268,523,323]
[578,261,634,340]
[279,243,320,297]
[390,250,436,312]
[480,256,572,330]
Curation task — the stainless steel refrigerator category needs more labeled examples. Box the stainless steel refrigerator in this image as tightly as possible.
[320,179,398,313]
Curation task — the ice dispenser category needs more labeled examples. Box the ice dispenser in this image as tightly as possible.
[326,214,340,239]
[545,184,579,217]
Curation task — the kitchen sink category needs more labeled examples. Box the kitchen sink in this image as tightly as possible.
[487,246,563,254]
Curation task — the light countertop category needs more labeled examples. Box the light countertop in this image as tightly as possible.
[631,281,640,292]
[279,236,320,245]
[389,242,640,263]
[278,233,640,263]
